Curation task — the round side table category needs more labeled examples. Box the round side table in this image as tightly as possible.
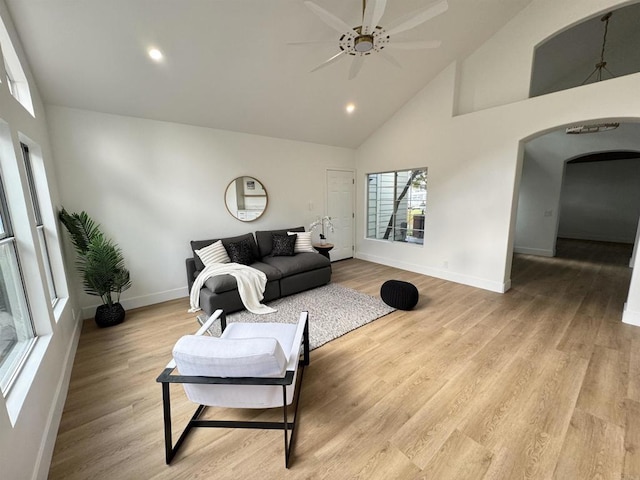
[313,243,334,260]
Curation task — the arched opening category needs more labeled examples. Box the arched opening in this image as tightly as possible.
[514,122,640,256]
[510,120,640,322]
[530,2,640,98]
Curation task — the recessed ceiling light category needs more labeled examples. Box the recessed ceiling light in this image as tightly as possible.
[346,103,356,114]
[148,48,163,61]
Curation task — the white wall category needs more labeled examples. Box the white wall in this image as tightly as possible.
[3,0,638,476]
[559,158,640,243]
[456,0,626,115]
[0,1,78,479]
[515,124,640,255]
[355,0,640,303]
[46,106,355,317]
[514,147,564,257]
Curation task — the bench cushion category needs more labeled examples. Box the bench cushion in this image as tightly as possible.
[203,262,282,294]
[261,252,330,277]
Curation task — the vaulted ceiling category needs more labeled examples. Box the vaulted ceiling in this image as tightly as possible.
[6,0,534,148]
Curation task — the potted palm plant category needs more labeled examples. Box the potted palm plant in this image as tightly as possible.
[59,208,131,327]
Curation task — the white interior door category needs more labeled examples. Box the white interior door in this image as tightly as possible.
[327,169,354,261]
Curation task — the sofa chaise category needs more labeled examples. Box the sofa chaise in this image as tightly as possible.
[186,226,331,315]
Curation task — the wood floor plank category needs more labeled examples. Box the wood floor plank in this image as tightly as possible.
[467,350,588,479]
[350,442,420,480]
[47,239,637,479]
[624,399,640,480]
[442,298,501,334]
[419,429,494,480]
[552,409,625,480]
[628,339,640,403]
[311,404,416,478]
[576,344,629,427]
[458,356,536,445]
[389,359,507,469]
[556,310,603,360]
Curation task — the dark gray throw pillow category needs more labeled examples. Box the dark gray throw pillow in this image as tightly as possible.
[272,233,296,256]
[226,238,255,265]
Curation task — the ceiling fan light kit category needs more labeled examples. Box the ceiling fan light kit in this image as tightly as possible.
[340,25,388,55]
[301,0,448,79]
[565,122,620,134]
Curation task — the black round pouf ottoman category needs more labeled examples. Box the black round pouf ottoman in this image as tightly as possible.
[380,280,419,310]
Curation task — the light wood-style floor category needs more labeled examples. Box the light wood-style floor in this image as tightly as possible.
[49,239,640,479]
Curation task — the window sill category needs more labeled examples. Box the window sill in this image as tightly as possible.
[4,333,52,426]
[52,296,70,323]
[364,237,425,247]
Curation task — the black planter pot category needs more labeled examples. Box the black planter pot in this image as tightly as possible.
[95,302,126,328]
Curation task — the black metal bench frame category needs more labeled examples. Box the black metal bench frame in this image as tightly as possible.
[156,310,310,468]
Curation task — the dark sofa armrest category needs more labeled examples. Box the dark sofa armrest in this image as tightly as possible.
[185,258,198,292]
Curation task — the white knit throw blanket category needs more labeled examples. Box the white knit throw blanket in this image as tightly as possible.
[189,263,277,315]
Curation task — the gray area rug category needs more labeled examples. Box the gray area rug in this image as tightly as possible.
[197,283,395,349]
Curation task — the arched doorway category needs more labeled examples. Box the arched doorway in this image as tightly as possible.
[513,122,640,257]
[510,120,640,323]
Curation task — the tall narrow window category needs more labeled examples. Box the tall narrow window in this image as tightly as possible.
[4,62,18,101]
[366,168,427,245]
[21,144,56,305]
[0,17,35,115]
[0,171,35,392]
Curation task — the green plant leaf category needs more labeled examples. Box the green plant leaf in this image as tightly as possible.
[58,207,131,306]
[58,207,102,254]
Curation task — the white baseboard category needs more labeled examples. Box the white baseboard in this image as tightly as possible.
[623,303,640,327]
[513,246,555,257]
[80,286,188,319]
[355,252,510,293]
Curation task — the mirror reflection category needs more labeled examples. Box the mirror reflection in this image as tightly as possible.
[224,177,268,221]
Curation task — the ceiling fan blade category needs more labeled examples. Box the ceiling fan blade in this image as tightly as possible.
[304,1,357,35]
[288,40,339,46]
[387,40,442,50]
[348,55,365,80]
[362,0,387,34]
[378,51,402,68]
[310,51,346,73]
[385,0,448,36]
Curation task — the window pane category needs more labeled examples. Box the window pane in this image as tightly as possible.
[0,180,9,240]
[0,240,35,391]
[37,227,56,303]
[21,144,42,225]
[407,170,427,244]
[366,168,427,245]
[22,144,57,304]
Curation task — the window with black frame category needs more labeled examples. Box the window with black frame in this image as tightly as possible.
[0,170,35,392]
[366,168,427,245]
[21,143,57,305]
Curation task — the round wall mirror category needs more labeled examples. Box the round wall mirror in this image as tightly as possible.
[224,176,268,222]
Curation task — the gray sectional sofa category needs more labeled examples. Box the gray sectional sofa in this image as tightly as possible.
[186,226,332,315]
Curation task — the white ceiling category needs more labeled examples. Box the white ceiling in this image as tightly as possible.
[6,0,533,148]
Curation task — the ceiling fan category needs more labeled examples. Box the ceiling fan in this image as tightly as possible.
[297,0,449,80]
